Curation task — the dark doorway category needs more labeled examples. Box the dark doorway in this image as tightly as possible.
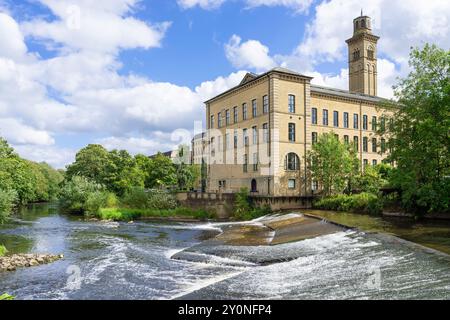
[251,179,257,193]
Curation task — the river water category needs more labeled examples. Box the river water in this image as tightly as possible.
[0,203,449,300]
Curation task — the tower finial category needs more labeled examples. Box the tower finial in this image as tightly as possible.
[361,9,363,16]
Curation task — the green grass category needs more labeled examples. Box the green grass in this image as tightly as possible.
[98,207,215,221]
[0,245,7,257]
[0,293,15,300]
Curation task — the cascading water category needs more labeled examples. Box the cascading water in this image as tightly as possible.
[0,204,449,300]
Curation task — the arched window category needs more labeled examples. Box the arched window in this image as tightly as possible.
[285,153,300,171]
[361,19,366,28]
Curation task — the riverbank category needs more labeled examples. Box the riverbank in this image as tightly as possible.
[95,207,215,222]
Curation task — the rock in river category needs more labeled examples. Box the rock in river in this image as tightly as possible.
[0,253,63,272]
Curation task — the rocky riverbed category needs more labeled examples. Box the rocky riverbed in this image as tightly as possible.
[0,253,63,272]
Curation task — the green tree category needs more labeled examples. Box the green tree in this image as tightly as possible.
[308,133,359,196]
[379,44,450,214]
[66,144,110,183]
[147,153,177,188]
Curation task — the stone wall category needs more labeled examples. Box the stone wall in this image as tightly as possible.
[175,192,235,219]
[251,196,314,211]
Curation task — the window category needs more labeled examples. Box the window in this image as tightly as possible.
[312,108,318,125]
[243,154,248,173]
[288,95,295,113]
[333,111,339,127]
[252,126,258,145]
[252,99,257,118]
[353,49,360,61]
[381,138,386,153]
[218,112,222,128]
[210,115,214,129]
[253,153,258,172]
[368,49,374,60]
[312,132,318,144]
[225,133,230,150]
[372,138,377,153]
[372,160,378,166]
[243,103,248,120]
[363,159,368,168]
[234,129,238,148]
[288,123,296,142]
[363,137,368,152]
[344,135,349,144]
[210,137,215,156]
[218,180,226,189]
[334,134,339,140]
[344,112,349,128]
[226,109,230,125]
[312,180,319,191]
[263,95,269,114]
[354,136,359,151]
[243,129,248,146]
[323,109,329,126]
[288,179,296,189]
[234,106,238,123]
[380,117,386,131]
[372,116,377,131]
[363,115,368,130]
[353,114,359,129]
[285,153,300,171]
[263,123,269,143]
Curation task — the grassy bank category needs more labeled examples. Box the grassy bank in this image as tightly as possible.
[313,193,383,216]
[97,207,215,222]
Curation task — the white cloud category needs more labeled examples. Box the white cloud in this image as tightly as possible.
[0,12,27,61]
[96,136,177,156]
[178,0,313,12]
[177,0,226,10]
[0,4,247,168]
[245,0,313,13]
[12,145,76,169]
[0,118,55,146]
[225,35,277,72]
[21,0,171,54]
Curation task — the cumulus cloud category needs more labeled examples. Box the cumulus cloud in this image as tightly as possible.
[21,0,170,54]
[177,0,226,10]
[225,35,277,72]
[0,2,247,168]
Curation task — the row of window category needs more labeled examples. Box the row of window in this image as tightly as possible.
[312,132,387,153]
[210,96,270,129]
[311,108,387,131]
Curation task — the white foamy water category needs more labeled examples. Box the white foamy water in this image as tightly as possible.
[1,206,449,300]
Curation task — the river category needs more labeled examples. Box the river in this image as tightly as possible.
[0,203,449,300]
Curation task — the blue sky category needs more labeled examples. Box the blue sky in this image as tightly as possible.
[0,0,449,168]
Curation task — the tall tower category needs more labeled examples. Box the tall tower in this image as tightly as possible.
[346,13,379,96]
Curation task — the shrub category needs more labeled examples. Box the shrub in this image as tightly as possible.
[98,207,215,221]
[59,176,104,214]
[121,187,177,210]
[234,188,272,221]
[0,189,17,223]
[85,191,117,217]
[314,193,383,215]
[0,245,7,257]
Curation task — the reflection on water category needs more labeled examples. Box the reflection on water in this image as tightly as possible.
[303,210,450,255]
[0,203,449,300]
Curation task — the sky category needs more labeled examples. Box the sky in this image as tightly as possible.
[0,0,449,168]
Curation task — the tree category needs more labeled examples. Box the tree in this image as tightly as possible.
[146,153,177,188]
[308,133,359,196]
[66,144,110,184]
[379,44,450,214]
